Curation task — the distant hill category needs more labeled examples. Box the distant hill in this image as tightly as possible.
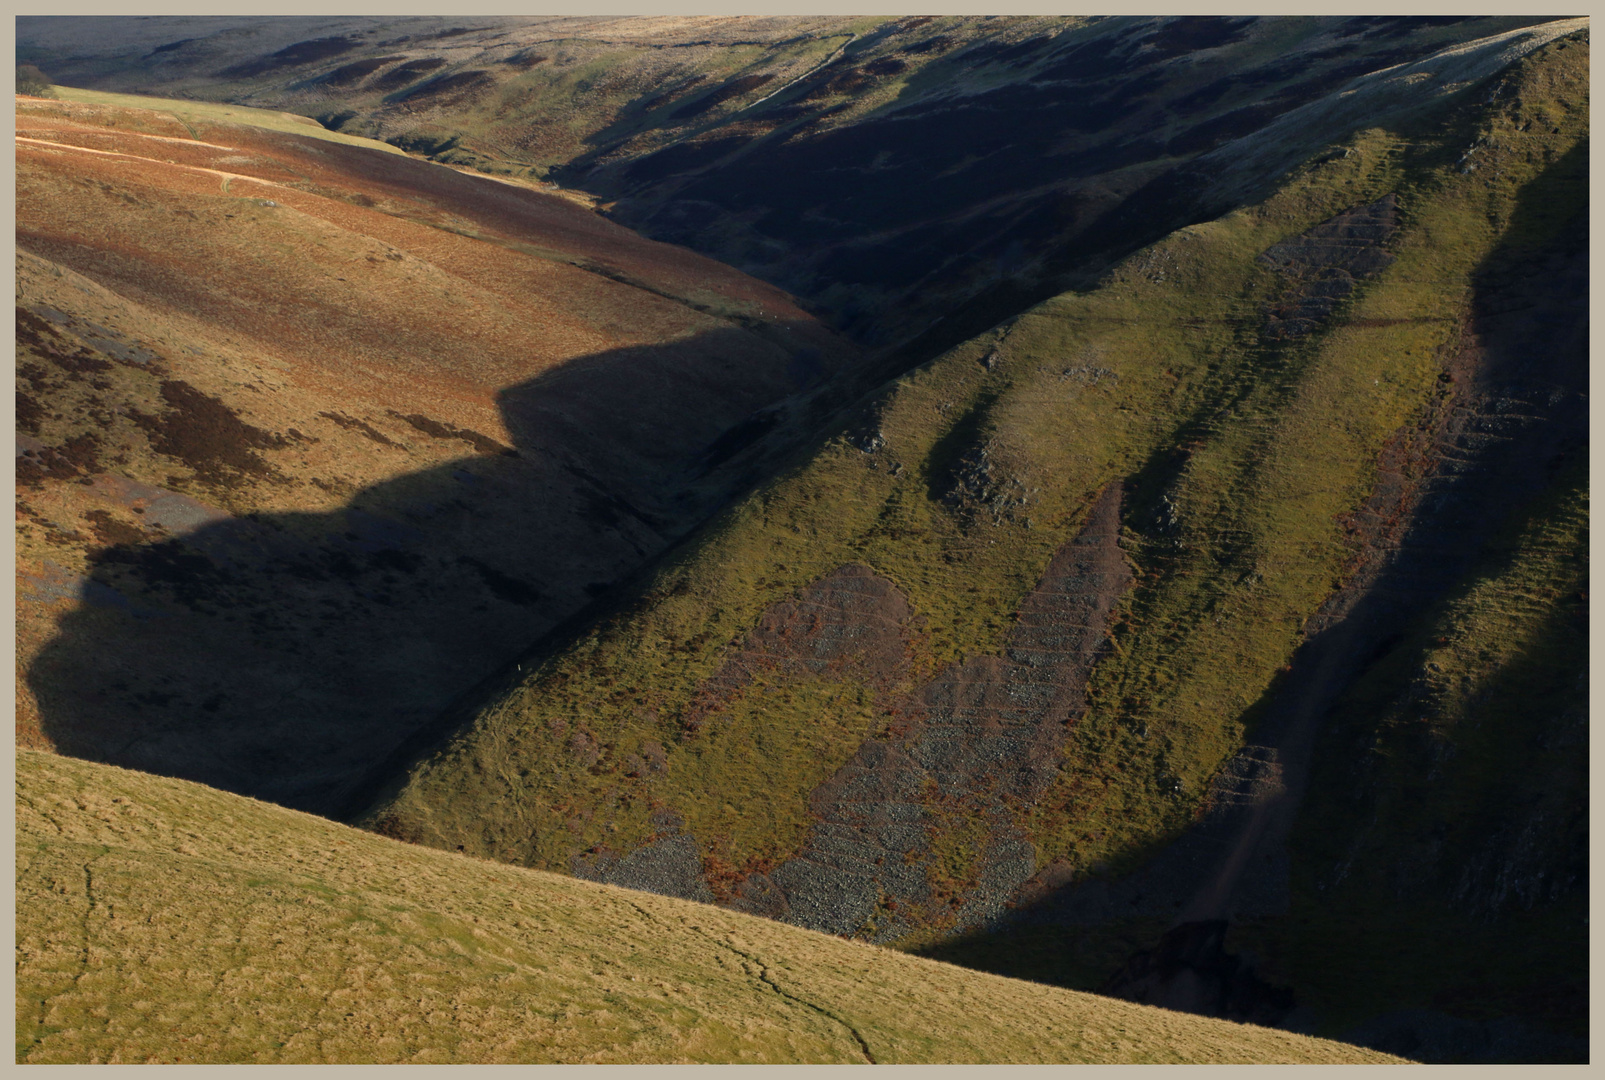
[17,751,1403,1063]
[17,15,1573,351]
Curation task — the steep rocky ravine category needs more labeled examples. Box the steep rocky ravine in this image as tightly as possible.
[921,68,1589,1060]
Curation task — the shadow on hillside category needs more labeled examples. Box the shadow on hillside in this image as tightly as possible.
[907,139,1589,1058]
[582,18,1490,353]
[28,324,833,819]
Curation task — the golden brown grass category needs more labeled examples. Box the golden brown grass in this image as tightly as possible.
[14,89,855,804]
[49,84,410,157]
[15,752,1402,1063]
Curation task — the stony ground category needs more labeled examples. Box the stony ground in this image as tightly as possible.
[13,17,1589,1065]
[365,31,1588,1057]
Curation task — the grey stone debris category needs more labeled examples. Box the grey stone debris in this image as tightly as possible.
[572,832,715,904]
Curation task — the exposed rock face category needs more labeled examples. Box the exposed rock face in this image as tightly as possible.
[941,437,1039,526]
[1259,193,1399,339]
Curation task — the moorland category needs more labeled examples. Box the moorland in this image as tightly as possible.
[14,14,1590,1064]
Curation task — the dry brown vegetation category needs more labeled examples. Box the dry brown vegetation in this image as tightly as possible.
[15,91,856,813]
[16,751,1403,1064]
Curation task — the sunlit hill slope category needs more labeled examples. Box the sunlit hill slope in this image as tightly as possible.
[16,88,856,816]
[363,29,1588,1058]
[16,751,1403,1064]
[13,15,1589,1065]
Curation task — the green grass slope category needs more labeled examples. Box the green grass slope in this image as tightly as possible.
[899,36,1587,1054]
[366,32,1583,903]
[355,35,1587,1050]
[15,752,1401,1064]
[1273,465,1589,1044]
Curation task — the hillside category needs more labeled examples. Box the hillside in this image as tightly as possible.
[360,30,1588,1060]
[16,87,857,816]
[15,751,1402,1064]
[14,15,1589,1066]
[18,15,1573,351]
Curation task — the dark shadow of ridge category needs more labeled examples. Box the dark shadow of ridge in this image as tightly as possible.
[906,138,1588,1060]
[28,323,839,819]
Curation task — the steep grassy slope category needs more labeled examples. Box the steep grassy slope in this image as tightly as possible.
[15,17,1587,1063]
[1264,82,1588,1055]
[924,38,1589,1058]
[1274,466,1588,1058]
[15,91,857,815]
[362,31,1587,1055]
[20,16,1574,349]
[15,752,1402,1064]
